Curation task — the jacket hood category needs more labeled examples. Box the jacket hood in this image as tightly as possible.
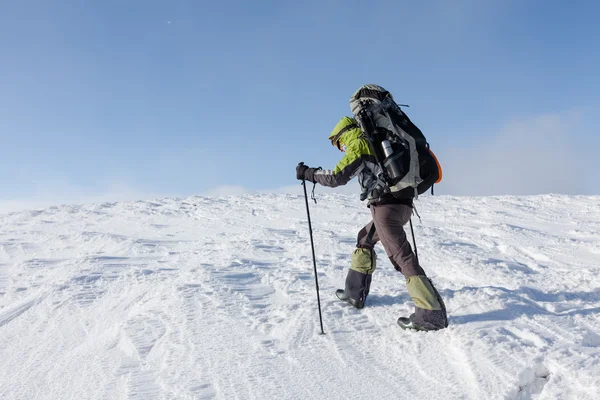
[328,116,361,146]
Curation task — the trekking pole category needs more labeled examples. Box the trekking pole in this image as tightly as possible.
[409,218,419,266]
[299,163,325,335]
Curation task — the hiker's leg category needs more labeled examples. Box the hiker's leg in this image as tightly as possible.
[343,221,378,305]
[372,204,447,330]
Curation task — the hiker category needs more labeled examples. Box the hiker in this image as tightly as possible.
[296,115,448,331]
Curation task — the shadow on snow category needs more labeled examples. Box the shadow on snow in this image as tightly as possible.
[445,285,600,325]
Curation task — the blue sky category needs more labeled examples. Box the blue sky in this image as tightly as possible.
[1,0,598,207]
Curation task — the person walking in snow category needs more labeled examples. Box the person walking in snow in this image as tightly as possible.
[296,116,448,331]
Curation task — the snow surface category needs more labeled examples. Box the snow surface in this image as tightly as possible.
[0,193,599,400]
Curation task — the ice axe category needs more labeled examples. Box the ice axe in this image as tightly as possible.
[298,162,325,335]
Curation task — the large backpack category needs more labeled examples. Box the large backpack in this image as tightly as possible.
[349,84,442,199]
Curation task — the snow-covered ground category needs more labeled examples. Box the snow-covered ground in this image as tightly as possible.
[0,193,599,399]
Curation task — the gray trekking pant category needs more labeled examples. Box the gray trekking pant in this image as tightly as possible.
[344,203,447,330]
[358,203,424,276]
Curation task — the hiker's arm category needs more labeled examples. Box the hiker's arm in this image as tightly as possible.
[313,153,364,188]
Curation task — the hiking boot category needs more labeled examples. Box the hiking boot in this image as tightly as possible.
[397,314,446,332]
[336,289,364,309]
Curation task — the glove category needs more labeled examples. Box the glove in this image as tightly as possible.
[296,163,319,183]
[296,164,309,180]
